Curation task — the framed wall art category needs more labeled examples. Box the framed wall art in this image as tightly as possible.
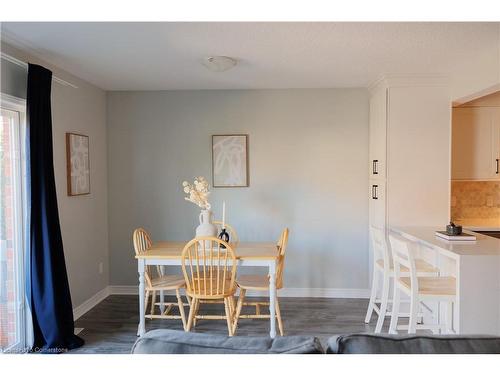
[66,132,90,196]
[212,134,249,187]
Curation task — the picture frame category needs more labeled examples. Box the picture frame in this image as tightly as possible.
[66,132,90,196]
[212,134,249,188]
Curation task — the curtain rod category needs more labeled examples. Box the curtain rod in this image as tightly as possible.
[1,52,79,89]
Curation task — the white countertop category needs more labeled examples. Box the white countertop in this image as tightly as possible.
[391,226,500,259]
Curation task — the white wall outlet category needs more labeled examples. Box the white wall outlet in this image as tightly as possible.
[99,262,104,274]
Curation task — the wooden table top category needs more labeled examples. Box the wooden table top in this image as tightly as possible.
[135,241,279,260]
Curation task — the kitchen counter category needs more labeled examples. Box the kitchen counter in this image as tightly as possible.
[391,226,500,258]
[390,226,500,335]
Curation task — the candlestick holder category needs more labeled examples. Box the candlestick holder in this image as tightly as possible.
[218,228,230,248]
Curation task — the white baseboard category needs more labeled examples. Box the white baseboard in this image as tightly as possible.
[107,285,370,299]
[73,286,110,321]
[107,285,139,295]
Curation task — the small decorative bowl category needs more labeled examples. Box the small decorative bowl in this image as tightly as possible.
[446,223,462,235]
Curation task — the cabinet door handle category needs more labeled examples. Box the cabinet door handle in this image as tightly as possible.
[372,160,378,175]
[372,184,378,200]
[496,159,499,174]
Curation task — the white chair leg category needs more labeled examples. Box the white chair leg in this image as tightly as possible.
[389,286,401,334]
[159,290,165,314]
[446,301,454,334]
[365,267,380,324]
[144,290,150,313]
[408,292,419,334]
[433,302,442,334]
[150,291,156,316]
[375,273,390,333]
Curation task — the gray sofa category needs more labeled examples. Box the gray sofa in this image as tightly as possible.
[132,329,500,354]
[328,333,500,354]
[131,329,323,354]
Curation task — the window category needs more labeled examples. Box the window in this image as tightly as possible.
[0,95,26,353]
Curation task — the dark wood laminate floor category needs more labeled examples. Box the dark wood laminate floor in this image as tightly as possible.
[72,295,385,354]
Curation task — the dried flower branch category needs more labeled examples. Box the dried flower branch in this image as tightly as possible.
[182,176,211,210]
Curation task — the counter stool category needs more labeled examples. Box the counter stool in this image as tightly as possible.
[365,226,439,333]
[388,233,456,334]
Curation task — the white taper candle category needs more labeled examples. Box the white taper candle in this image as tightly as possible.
[222,201,226,229]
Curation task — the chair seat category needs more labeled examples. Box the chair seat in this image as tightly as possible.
[186,279,236,298]
[187,289,236,299]
[148,275,186,290]
[236,275,272,291]
[376,259,438,274]
[398,276,456,296]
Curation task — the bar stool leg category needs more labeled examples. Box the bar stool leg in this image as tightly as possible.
[365,267,380,324]
[389,285,401,334]
[433,302,441,334]
[445,301,454,334]
[375,272,390,333]
[408,292,419,334]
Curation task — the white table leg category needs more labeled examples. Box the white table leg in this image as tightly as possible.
[138,259,146,336]
[269,261,277,338]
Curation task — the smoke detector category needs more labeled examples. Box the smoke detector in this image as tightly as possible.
[202,56,238,72]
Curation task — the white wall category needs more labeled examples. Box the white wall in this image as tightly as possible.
[1,42,109,307]
[450,24,500,103]
[107,89,370,291]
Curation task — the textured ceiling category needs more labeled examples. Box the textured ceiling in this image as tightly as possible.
[1,22,499,90]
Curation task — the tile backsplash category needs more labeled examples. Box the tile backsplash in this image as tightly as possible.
[451,181,500,226]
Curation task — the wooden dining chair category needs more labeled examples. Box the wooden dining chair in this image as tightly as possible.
[181,237,238,336]
[232,228,289,336]
[133,228,189,328]
[213,220,239,245]
[189,222,238,329]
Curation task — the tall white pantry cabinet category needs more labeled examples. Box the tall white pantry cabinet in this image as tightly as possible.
[368,78,452,238]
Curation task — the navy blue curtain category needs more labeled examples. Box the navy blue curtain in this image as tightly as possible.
[27,64,84,352]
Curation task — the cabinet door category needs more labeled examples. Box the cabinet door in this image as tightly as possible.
[387,85,451,227]
[492,108,500,178]
[369,179,386,229]
[368,179,386,284]
[369,87,387,179]
[452,107,498,180]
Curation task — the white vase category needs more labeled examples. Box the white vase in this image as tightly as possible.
[195,209,218,238]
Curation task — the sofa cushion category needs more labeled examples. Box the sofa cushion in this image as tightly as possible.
[132,329,324,354]
[327,333,500,354]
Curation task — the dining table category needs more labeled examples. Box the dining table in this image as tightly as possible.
[135,241,280,337]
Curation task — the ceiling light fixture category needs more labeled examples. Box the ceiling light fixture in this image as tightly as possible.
[202,56,238,72]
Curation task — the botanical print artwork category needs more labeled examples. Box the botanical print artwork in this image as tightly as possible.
[212,135,248,187]
[66,133,90,195]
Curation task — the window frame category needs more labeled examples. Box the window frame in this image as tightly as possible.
[0,93,27,353]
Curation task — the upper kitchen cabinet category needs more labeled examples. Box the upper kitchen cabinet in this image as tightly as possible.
[451,106,500,180]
